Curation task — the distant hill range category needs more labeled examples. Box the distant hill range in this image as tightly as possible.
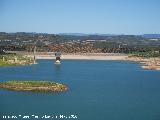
[142,34,160,39]
[58,33,116,36]
[58,33,89,36]
[59,33,160,39]
[1,32,160,39]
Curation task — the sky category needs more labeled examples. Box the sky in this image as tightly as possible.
[0,0,160,34]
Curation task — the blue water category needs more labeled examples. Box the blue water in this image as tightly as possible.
[0,60,160,120]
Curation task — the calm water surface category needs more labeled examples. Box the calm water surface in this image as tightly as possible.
[0,60,160,120]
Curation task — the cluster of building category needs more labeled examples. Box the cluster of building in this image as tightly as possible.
[48,40,102,53]
[0,32,160,54]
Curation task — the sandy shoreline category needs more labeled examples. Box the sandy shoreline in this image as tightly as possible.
[22,53,160,70]
[34,54,128,60]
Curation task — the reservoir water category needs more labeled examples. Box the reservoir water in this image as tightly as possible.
[0,60,160,120]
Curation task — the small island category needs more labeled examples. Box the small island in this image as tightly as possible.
[0,81,68,92]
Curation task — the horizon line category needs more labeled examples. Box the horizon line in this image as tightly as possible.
[1,31,160,36]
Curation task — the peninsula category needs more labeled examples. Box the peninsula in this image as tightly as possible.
[0,81,68,92]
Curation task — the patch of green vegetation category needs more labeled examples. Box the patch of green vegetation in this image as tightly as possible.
[0,54,34,66]
[4,80,61,87]
[130,50,160,58]
[0,59,17,66]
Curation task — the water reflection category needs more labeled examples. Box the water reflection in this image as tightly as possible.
[54,64,61,81]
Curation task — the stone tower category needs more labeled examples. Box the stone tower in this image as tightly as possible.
[55,50,61,64]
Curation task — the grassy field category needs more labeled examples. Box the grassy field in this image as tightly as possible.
[0,59,17,66]
[0,54,34,66]
[3,80,61,87]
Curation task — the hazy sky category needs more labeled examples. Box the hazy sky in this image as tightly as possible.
[0,0,160,34]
